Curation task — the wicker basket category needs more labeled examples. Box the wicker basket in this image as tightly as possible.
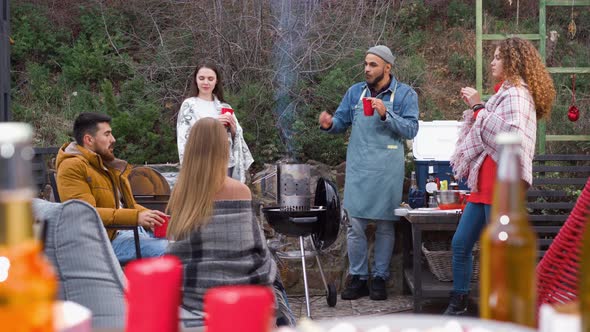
[421,241,480,282]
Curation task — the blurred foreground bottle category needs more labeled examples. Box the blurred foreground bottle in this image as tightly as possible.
[479,132,536,327]
[0,123,57,331]
[580,214,590,332]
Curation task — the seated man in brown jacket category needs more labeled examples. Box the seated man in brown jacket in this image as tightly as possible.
[56,112,168,262]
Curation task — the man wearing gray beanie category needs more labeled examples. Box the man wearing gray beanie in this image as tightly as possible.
[319,45,419,301]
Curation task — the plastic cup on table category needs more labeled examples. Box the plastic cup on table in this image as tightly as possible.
[154,215,170,238]
[124,256,183,332]
[204,285,275,332]
[362,98,374,116]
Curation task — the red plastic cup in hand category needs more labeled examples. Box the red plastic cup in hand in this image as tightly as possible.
[154,215,170,238]
[221,108,234,127]
[205,285,275,332]
[124,256,183,332]
[362,98,374,116]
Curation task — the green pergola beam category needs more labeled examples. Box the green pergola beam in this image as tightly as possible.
[476,0,589,154]
[546,0,590,5]
[548,67,590,74]
[482,34,542,40]
[546,135,590,142]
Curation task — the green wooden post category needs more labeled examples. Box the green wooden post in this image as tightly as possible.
[538,0,547,154]
[476,0,483,93]
[473,1,590,152]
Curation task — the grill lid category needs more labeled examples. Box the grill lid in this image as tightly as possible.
[312,177,340,250]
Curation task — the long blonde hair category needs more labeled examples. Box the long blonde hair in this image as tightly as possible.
[166,117,229,240]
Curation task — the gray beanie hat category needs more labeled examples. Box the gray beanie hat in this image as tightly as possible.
[367,45,395,65]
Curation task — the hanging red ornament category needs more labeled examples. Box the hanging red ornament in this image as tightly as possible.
[568,105,580,122]
[568,74,579,122]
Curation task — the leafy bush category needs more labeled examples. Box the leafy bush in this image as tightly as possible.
[58,7,131,85]
[447,0,474,28]
[106,78,177,164]
[226,82,284,167]
[10,4,64,63]
[397,1,432,32]
[448,52,475,80]
[395,54,427,89]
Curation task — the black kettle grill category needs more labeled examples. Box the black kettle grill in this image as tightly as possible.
[261,164,341,318]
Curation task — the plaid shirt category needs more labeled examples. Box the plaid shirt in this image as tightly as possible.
[450,80,537,191]
[166,200,277,313]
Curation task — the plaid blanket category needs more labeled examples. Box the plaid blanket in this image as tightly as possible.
[166,200,277,313]
[450,80,537,191]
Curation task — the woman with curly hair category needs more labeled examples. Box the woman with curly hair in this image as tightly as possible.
[443,37,556,315]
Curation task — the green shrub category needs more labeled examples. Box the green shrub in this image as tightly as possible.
[226,82,284,167]
[25,63,65,107]
[419,97,443,121]
[395,54,426,88]
[10,4,64,63]
[448,52,475,80]
[406,31,428,53]
[114,79,177,163]
[447,0,474,28]
[58,7,131,85]
[397,1,431,32]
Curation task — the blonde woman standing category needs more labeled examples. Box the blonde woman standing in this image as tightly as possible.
[167,118,294,327]
[176,61,253,183]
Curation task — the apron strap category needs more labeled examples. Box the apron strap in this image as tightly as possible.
[359,83,399,104]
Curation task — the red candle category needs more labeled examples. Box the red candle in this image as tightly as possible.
[205,285,275,332]
[124,255,183,332]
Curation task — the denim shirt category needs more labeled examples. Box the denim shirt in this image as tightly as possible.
[325,76,419,139]
[322,76,419,220]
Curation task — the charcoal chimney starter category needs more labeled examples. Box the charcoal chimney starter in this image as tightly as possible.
[278,163,311,211]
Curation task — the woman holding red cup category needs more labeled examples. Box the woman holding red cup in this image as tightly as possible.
[176,60,253,183]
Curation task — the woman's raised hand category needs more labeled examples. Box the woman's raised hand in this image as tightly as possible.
[218,113,236,135]
[460,87,482,108]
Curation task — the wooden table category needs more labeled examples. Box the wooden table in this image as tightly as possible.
[401,209,469,312]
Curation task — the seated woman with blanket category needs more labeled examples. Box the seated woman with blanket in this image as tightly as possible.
[166,117,294,326]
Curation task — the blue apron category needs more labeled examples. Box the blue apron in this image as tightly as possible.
[343,84,405,221]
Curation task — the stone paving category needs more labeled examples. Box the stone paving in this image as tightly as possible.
[288,294,415,321]
[287,294,479,322]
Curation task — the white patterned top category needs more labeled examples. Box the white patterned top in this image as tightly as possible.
[176,96,254,183]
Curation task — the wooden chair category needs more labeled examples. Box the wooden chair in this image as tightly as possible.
[32,147,60,200]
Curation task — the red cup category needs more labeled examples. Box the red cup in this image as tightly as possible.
[154,215,170,238]
[221,108,233,127]
[124,256,183,332]
[362,98,374,116]
[205,285,275,332]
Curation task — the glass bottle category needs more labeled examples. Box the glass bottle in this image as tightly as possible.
[408,171,425,208]
[0,123,57,332]
[479,132,536,327]
[580,214,590,332]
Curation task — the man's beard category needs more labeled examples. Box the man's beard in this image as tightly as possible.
[366,71,385,90]
[97,146,115,162]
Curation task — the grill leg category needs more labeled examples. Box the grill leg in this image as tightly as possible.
[311,240,329,292]
[299,236,312,318]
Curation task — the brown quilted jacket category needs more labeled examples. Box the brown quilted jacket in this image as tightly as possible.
[56,142,146,240]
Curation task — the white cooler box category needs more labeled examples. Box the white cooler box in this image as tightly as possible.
[412,120,467,191]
